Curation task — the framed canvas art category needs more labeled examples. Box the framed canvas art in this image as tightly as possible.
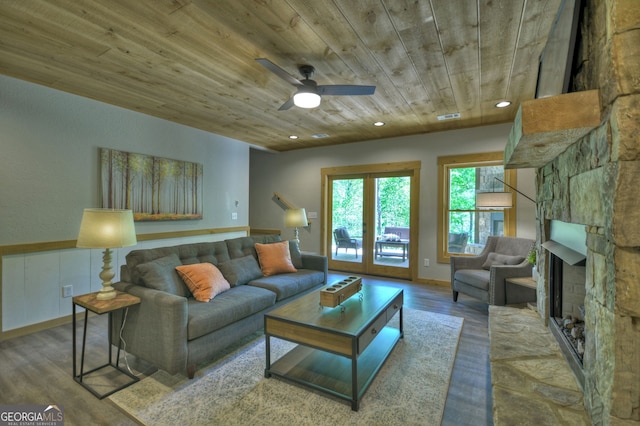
[101,148,203,221]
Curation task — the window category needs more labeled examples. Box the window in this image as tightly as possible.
[437,152,517,263]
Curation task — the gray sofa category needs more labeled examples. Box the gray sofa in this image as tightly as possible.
[450,236,534,305]
[112,235,327,378]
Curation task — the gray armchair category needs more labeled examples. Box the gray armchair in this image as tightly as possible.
[450,236,534,305]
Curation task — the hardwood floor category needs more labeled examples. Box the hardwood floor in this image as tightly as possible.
[0,273,492,425]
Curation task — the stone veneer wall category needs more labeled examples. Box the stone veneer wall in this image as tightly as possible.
[534,0,640,424]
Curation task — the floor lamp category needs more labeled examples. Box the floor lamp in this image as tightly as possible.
[476,177,535,208]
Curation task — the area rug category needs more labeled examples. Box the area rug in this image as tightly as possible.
[110,308,463,426]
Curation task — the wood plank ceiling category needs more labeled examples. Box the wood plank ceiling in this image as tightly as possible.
[0,0,562,152]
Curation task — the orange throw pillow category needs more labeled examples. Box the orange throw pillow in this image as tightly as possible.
[175,263,230,302]
[254,241,298,276]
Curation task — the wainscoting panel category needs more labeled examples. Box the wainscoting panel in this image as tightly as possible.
[59,249,92,319]
[2,254,26,331]
[25,251,64,327]
[1,229,248,336]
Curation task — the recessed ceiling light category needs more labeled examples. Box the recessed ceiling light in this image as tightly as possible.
[495,101,512,108]
[373,121,385,126]
[289,135,298,139]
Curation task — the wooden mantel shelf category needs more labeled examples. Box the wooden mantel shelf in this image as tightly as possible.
[504,90,601,169]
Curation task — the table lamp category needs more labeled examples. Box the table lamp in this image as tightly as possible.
[285,208,308,246]
[76,208,137,300]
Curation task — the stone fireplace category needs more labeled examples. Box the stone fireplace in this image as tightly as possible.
[531,1,640,424]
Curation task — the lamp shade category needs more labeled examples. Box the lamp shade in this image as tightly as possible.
[285,208,308,228]
[293,90,321,108]
[476,192,513,209]
[76,208,137,248]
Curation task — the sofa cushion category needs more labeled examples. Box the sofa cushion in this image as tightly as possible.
[176,241,231,266]
[288,240,303,269]
[482,252,525,270]
[136,253,190,297]
[187,285,276,340]
[126,241,231,285]
[454,269,491,290]
[247,269,324,301]
[225,235,280,260]
[175,263,230,302]
[217,255,263,287]
[251,234,282,245]
[255,241,297,276]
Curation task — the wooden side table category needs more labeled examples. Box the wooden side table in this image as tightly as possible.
[374,239,409,261]
[72,290,141,399]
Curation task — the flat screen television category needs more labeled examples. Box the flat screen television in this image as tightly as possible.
[535,0,583,99]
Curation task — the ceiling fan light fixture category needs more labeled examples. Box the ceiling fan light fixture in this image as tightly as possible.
[256,58,375,111]
[293,90,321,108]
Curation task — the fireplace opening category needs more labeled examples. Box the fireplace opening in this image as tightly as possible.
[542,221,588,389]
[547,250,587,388]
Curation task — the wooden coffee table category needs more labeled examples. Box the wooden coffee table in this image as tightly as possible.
[264,284,403,411]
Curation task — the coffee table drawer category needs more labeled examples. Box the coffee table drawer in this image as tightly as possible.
[386,293,403,321]
[357,313,388,354]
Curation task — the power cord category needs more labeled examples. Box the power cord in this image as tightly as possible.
[118,308,144,377]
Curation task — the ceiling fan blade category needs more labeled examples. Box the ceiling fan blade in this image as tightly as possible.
[256,58,303,87]
[278,98,295,111]
[318,85,376,96]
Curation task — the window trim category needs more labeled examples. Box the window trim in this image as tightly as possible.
[437,152,517,263]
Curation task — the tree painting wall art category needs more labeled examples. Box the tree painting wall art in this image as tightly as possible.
[101,148,203,221]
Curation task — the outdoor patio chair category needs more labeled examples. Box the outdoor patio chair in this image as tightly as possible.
[334,227,360,258]
[448,232,469,253]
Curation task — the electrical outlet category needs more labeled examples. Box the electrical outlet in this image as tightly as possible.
[231,212,238,220]
[62,285,73,298]
[423,258,430,267]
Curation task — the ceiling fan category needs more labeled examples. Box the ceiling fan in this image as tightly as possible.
[256,58,376,110]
